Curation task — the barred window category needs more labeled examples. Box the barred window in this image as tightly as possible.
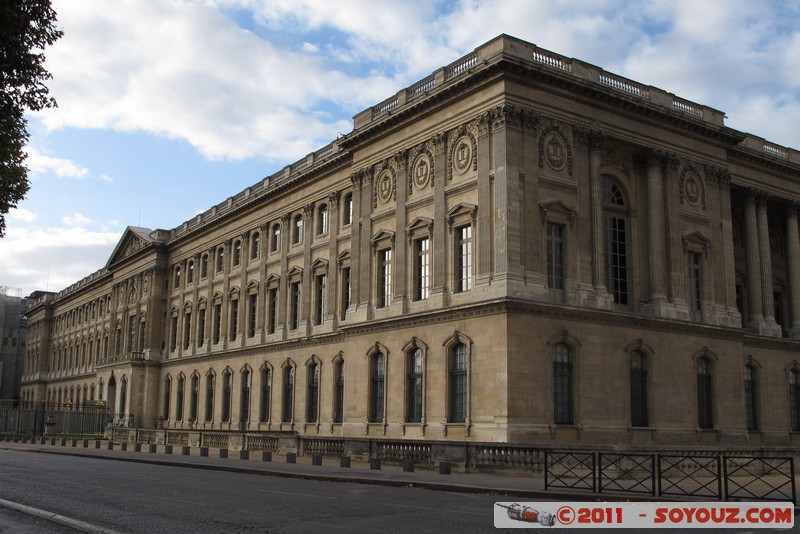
[189,375,199,421]
[407,349,423,423]
[744,364,757,431]
[630,351,648,427]
[282,366,294,422]
[546,223,565,290]
[221,371,232,422]
[205,373,215,422]
[603,176,628,305]
[697,357,713,429]
[333,360,344,424]
[240,369,251,423]
[449,343,467,423]
[369,352,385,423]
[307,363,320,423]
[553,343,573,424]
[176,375,185,421]
[260,368,271,423]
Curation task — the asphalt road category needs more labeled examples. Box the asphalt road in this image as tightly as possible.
[0,449,501,533]
[0,449,796,533]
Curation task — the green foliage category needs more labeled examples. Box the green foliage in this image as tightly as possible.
[0,1,63,237]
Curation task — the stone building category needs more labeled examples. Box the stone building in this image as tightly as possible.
[0,291,31,405]
[21,35,800,450]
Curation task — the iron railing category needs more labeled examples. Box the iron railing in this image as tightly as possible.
[546,451,796,504]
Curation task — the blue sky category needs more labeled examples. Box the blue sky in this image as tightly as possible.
[2,0,799,297]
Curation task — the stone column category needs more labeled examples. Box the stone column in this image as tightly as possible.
[743,190,764,329]
[327,191,340,328]
[787,202,800,339]
[645,150,667,303]
[756,193,777,329]
[588,131,611,308]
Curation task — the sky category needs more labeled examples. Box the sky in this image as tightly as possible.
[1,0,799,298]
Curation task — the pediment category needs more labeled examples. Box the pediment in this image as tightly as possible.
[106,226,159,267]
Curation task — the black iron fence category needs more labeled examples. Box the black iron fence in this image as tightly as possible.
[0,402,134,439]
[546,451,796,504]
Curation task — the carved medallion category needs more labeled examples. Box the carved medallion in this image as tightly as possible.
[377,170,394,204]
[412,153,431,190]
[544,132,567,171]
[452,136,472,175]
[683,173,701,206]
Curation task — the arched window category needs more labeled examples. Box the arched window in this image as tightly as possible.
[333,359,344,424]
[215,247,225,273]
[270,223,281,253]
[187,260,194,284]
[163,376,171,421]
[292,215,303,245]
[174,265,181,290]
[307,362,320,422]
[602,175,629,305]
[553,343,573,424]
[250,231,260,260]
[189,374,199,422]
[697,357,713,429]
[407,348,423,423]
[176,375,185,421]
[260,367,272,422]
[282,366,295,422]
[369,352,385,423]
[240,368,251,423]
[200,254,209,279]
[221,370,232,422]
[342,192,353,226]
[204,372,215,422]
[119,377,128,416]
[317,204,328,235]
[232,240,242,267]
[449,343,467,423]
[790,370,800,431]
[630,351,648,427]
[744,364,758,431]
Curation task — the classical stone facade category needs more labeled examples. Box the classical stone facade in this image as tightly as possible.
[21,35,800,449]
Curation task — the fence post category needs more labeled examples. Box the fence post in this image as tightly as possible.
[718,455,724,501]
[544,451,549,490]
[593,452,599,493]
[652,454,658,496]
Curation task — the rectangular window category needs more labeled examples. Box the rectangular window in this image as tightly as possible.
[415,237,430,300]
[553,344,573,425]
[314,274,326,325]
[546,223,565,290]
[456,225,473,292]
[605,215,628,305]
[340,267,351,320]
[127,315,137,352]
[378,249,392,308]
[267,287,278,334]
[229,299,239,341]
[688,252,702,311]
[248,293,257,338]
[138,321,146,352]
[289,282,300,330]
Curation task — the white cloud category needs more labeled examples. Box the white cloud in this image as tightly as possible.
[26,147,89,179]
[35,0,800,168]
[0,225,120,296]
[62,213,93,227]
[99,174,113,183]
[7,207,38,223]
